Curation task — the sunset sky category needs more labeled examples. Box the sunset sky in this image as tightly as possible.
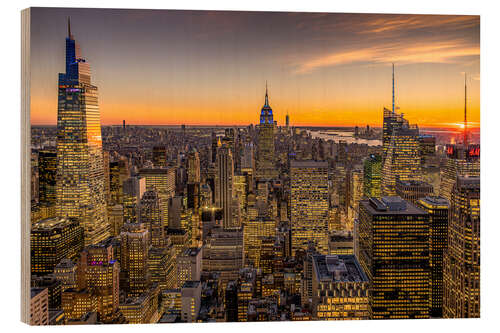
[30,8,480,128]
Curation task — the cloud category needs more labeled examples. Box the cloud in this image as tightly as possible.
[293,39,479,74]
[357,15,479,35]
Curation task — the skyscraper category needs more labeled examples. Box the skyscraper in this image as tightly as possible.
[187,148,201,183]
[311,255,370,320]
[31,217,84,275]
[358,197,430,319]
[290,160,329,255]
[152,146,167,168]
[138,190,165,248]
[439,78,480,202]
[381,124,421,196]
[215,145,236,229]
[363,154,382,198]
[443,177,480,318]
[256,83,277,180]
[55,19,109,246]
[38,149,57,207]
[120,222,150,297]
[439,144,480,202]
[417,196,449,317]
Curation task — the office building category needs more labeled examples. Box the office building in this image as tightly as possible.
[363,154,382,198]
[31,217,84,275]
[120,284,160,324]
[358,196,430,319]
[443,177,480,318]
[290,160,329,255]
[31,288,49,325]
[138,190,165,247]
[311,255,369,320]
[177,247,202,288]
[256,84,277,180]
[120,223,150,296]
[215,145,237,229]
[152,146,167,168]
[395,179,434,205]
[417,196,449,317]
[38,149,57,206]
[181,281,201,323]
[439,144,480,202]
[123,176,146,224]
[80,240,121,322]
[381,125,421,196]
[55,22,109,246]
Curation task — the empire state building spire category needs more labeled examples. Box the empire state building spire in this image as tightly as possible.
[265,80,269,106]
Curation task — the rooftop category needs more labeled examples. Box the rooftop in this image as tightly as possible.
[31,287,47,299]
[313,255,368,283]
[396,179,433,188]
[32,217,78,232]
[181,247,202,257]
[182,280,201,289]
[419,196,449,208]
[290,160,328,168]
[362,196,427,215]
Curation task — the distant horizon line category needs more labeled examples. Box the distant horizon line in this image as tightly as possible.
[30,123,481,130]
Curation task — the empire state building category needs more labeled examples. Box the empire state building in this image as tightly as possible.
[55,19,110,246]
[256,83,277,180]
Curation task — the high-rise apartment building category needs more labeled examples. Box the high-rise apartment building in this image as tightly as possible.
[358,196,430,319]
[443,177,480,318]
[55,21,110,246]
[290,160,329,255]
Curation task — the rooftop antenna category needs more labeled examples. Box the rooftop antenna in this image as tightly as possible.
[67,17,73,39]
[464,73,468,146]
[265,80,269,106]
[392,63,395,115]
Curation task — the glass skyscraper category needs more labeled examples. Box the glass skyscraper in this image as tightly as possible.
[55,19,110,246]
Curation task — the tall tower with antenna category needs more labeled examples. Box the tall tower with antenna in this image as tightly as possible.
[392,63,395,114]
[463,73,468,146]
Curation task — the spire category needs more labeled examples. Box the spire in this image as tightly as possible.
[264,80,269,107]
[392,63,395,114]
[464,73,468,146]
[67,16,73,40]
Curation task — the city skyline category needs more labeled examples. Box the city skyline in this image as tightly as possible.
[26,7,480,325]
[30,8,479,128]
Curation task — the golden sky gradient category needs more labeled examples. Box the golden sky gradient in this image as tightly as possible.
[30,9,480,128]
